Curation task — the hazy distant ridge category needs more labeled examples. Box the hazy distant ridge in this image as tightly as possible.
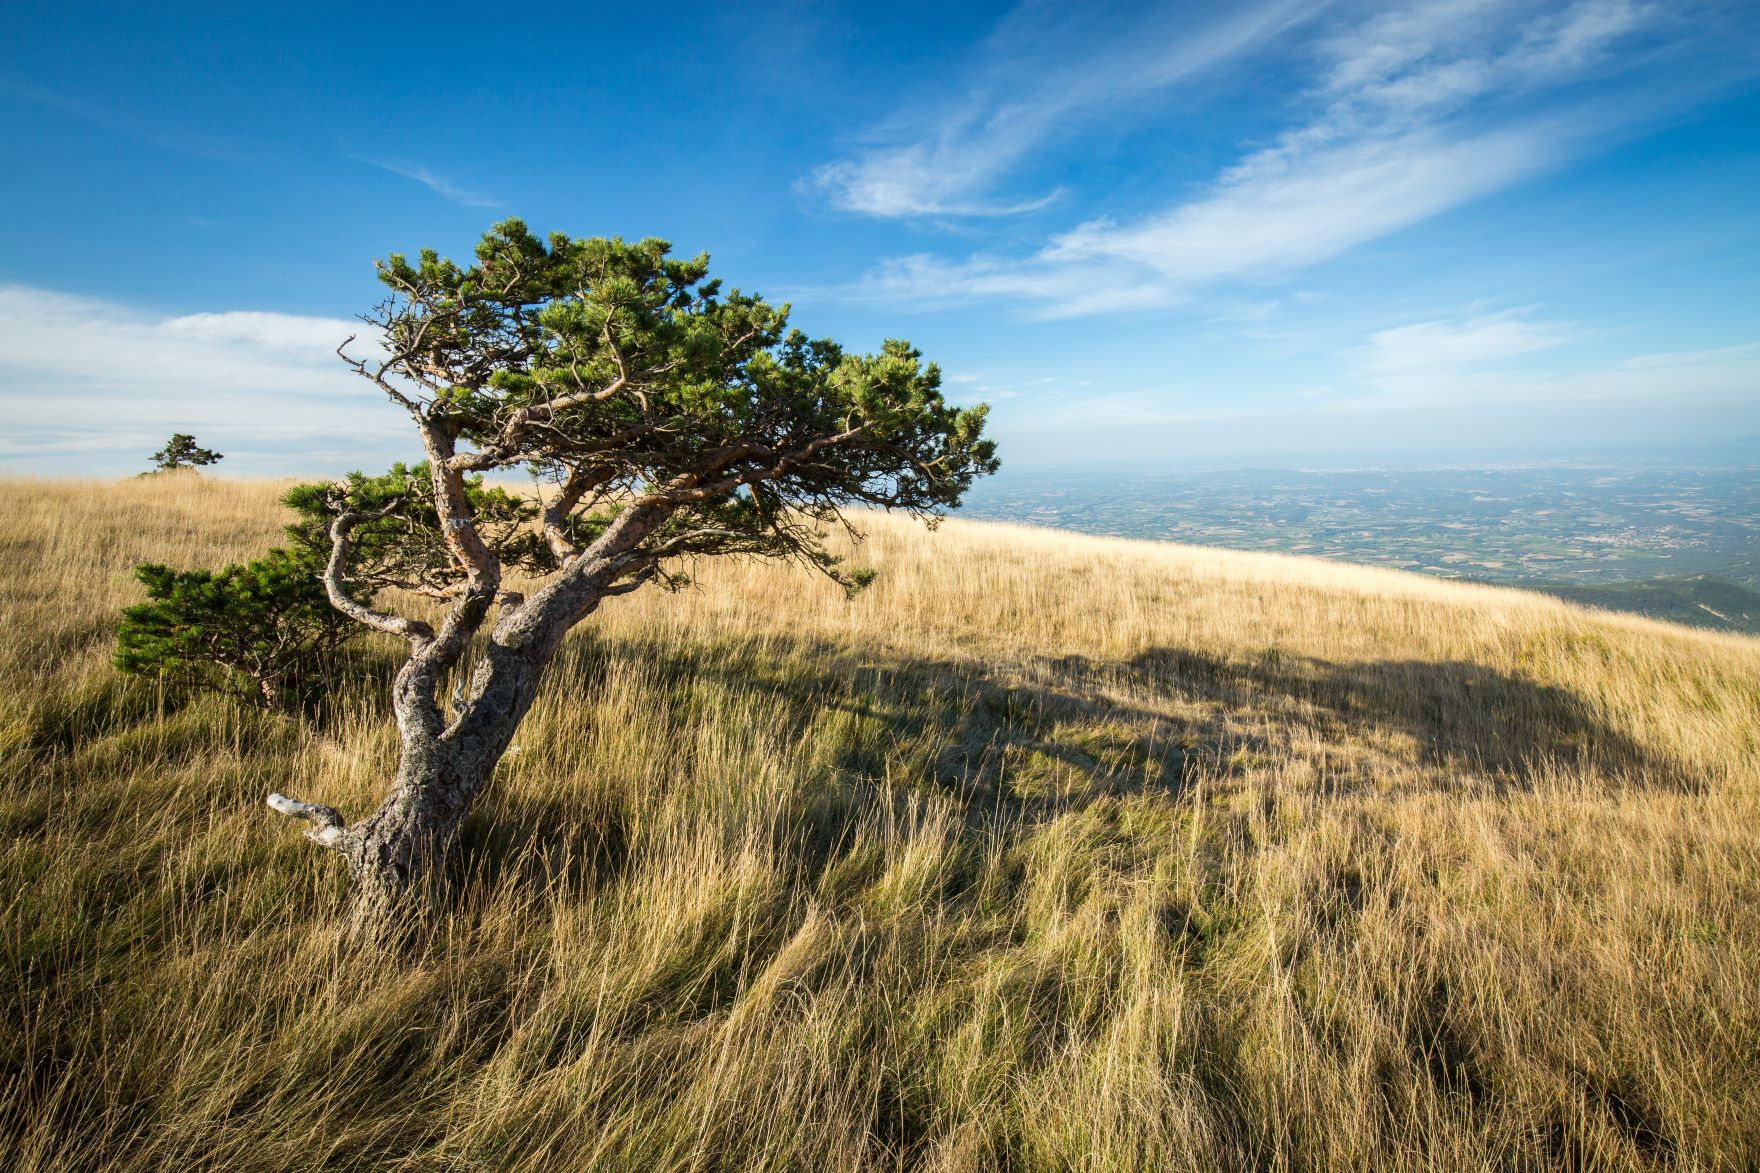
[1531,574,1760,634]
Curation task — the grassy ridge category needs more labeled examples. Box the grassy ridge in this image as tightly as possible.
[2,475,1758,1171]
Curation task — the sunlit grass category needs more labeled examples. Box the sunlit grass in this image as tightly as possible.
[2,474,1756,1170]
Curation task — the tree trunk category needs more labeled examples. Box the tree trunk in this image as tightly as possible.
[336,613,569,944]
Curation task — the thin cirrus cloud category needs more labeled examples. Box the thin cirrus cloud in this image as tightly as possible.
[1345,327,1760,410]
[834,0,1755,315]
[805,0,1322,217]
[1333,309,1760,414]
[1003,322,1759,436]
[360,157,503,208]
[0,285,406,475]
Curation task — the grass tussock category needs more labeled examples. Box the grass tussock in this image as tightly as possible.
[1,474,1757,1171]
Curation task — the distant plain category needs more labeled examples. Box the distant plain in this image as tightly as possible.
[962,461,1760,633]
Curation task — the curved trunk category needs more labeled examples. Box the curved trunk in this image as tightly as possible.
[337,599,580,943]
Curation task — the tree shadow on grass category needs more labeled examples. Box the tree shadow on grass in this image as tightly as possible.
[456,629,1689,903]
[580,631,1681,805]
[590,631,1209,805]
[1123,646,1682,789]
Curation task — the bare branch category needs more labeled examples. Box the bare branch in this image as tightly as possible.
[600,561,662,596]
[337,334,424,415]
[448,376,630,471]
[643,526,748,556]
[642,425,869,506]
[267,792,348,850]
[418,427,501,594]
[414,586,495,682]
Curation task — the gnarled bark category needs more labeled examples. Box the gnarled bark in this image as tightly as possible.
[271,699,522,941]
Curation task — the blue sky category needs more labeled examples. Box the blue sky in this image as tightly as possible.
[2,0,1758,475]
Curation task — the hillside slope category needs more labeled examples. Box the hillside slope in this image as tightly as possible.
[2,476,1758,1172]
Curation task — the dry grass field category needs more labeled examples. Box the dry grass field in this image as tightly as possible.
[2,473,1757,1171]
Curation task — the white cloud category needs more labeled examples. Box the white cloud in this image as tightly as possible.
[981,303,1756,449]
[843,0,1751,313]
[1043,126,1552,282]
[1621,341,1760,369]
[857,252,1181,315]
[1000,325,1759,445]
[0,286,410,475]
[1343,310,1760,408]
[161,309,371,354]
[807,157,1063,219]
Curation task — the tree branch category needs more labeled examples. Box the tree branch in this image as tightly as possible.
[324,499,435,644]
[449,375,631,471]
[419,426,502,595]
[337,335,425,416]
[642,425,869,506]
[540,464,611,564]
[414,585,496,681]
[600,561,662,596]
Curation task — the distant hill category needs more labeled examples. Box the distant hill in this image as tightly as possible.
[1529,574,1760,634]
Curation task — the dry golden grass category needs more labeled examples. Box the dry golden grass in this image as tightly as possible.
[2,473,1757,1171]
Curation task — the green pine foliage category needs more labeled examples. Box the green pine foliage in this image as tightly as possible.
[113,463,558,712]
[114,547,358,711]
[352,222,997,593]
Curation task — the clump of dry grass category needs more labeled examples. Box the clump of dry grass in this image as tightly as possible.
[1,474,1756,1171]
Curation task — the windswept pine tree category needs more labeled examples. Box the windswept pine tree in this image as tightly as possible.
[261,220,996,940]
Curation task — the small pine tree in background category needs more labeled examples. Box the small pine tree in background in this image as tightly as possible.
[151,433,223,472]
[115,547,359,712]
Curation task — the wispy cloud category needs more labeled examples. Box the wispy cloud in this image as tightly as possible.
[1338,309,1760,409]
[0,286,407,475]
[1354,312,1574,392]
[806,0,1320,217]
[1046,0,1645,277]
[841,0,1756,313]
[362,158,502,208]
[1621,341,1760,369]
[0,75,256,166]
